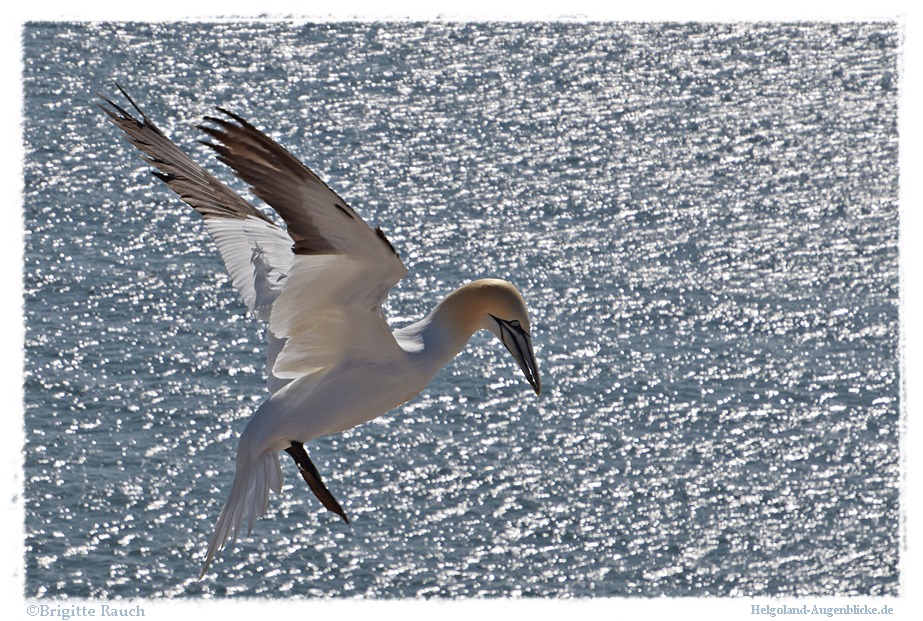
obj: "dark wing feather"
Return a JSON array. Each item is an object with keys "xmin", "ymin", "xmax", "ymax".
[
  {"xmin": 197, "ymin": 108, "xmax": 403, "ymax": 264},
  {"xmin": 98, "ymin": 84, "xmax": 273, "ymax": 225}
]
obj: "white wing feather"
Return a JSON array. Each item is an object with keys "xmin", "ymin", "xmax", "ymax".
[{"xmin": 203, "ymin": 215, "xmax": 293, "ymax": 321}]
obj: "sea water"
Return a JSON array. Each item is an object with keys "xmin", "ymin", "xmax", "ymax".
[{"xmin": 20, "ymin": 21, "xmax": 899, "ymax": 597}]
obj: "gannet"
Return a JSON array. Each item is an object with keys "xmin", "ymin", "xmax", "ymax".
[{"xmin": 100, "ymin": 86, "xmax": 541, "ymax": 576}]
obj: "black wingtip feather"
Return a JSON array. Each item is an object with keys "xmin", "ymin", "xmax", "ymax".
[
  {"xmin": 113, "ymin": 82, "xmax": 148, "ymax": 120},
  {"xmin": 215, "ymin": 106, "xmax": 253, "ymax": 128},
  {"xmin": 97, "ymin": 97, "xmax": 134, "ymax": 124},
  {"xmin": 196, "ymin": 122, "xmax": 230, "ymax": 143},
  {"xmin": 199, "ymin": 116, "xmax": 236, "ymax": 131}
]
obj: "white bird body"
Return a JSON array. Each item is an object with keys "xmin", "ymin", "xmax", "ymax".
[
  {"xmin": 239, "ymin": 276, "xmax": 533, "ymax": 454},
  {"xmin": 100, "ymin": 87, "xmax": 540, "ymax": 577},
  {"xmin": 246, "ymin": 353, "xmax": 429, "ymax": 452}
]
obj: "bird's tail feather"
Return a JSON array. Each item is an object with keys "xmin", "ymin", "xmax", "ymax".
[{"xmin": 199, "ymin": 449, "xmax": 283, "ymax": 578}]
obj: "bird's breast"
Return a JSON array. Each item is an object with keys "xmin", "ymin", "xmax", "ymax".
[{"xmin": 251, "ymin": 357, "xmax": 432, "ymax": 448}]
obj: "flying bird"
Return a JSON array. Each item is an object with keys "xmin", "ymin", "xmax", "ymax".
[{"xmin": 99, "ymin": 86, "xmax": 541, "ymax": 576}]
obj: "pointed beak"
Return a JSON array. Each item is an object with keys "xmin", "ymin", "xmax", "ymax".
[{"xmin": 495, "ymin": 318, "xmax": 541, "ymax": 395}]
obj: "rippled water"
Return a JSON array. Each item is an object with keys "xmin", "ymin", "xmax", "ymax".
[{"xmin": 21, "ymin": 21, "xmax": 900, "ymax": 598}]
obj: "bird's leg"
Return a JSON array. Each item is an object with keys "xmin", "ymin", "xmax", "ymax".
[{"xmin": 283, "ymin": 441, "xmax": 350, "ymax": 524}]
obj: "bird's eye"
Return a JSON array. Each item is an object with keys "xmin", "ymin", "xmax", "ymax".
[{"xmin": 509, "ymin": 320, "xmax": 520, "ymax": 328}]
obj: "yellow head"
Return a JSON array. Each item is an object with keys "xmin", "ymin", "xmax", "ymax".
[{"xmin": 439, "ymin": 279, "xmax": 541, "ymax": 395}]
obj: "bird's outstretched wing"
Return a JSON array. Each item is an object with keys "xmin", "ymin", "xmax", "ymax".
[
  {"xmin": 99, "ymin": 85, "xmax": 293, "ymax": 324},
  {"xmin": 100, "ymin": 87, "xmax": 409, "ymax": 388},
  {"xmin": 195, "ymin": 107, "xmax": 409, "ymax": 378}
]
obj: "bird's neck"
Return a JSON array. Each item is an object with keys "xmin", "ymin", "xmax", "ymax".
[{"xmin": 397, "ymin": 281, "xmax": 494, "ymax": 370}]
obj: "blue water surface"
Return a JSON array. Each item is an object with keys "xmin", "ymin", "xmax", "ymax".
[{"xmin": 21, "ymin": 21, "xmax": 899, "ymax": 597}]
